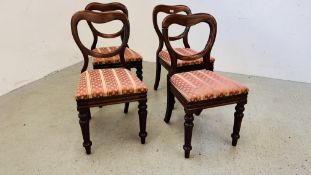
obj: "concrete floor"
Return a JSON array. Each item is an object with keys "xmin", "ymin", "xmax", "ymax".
[{"xmin": 0, "ymin": 61, "xmax": 310, "ymax": 174}]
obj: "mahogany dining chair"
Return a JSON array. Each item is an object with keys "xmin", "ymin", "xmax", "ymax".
[
  {"xmin": 71, "ymin": 10, "xmax": 148, "ymax": 154},
  {"xmin": 161, "ymin": 12, "xmax": 249, "ymax": 158},
  {"xmin": 153, "ymin": 5, "xmax": 216, "ymax": 90}
]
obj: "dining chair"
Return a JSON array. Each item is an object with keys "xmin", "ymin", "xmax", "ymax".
[
  {"xmin": 161, "ymin": 13, "xmax": 249, "ymax": 158},
  {"xmin": 153, "ymin": 4, "xmax": 216, "ymax": 90},
  {"xmin": 85, "ymin": 2, "xmax": 143, "ymax": 113},
  {"xmin": 71, "ymin": 10, "xmax": 148, "ymax": 154}
]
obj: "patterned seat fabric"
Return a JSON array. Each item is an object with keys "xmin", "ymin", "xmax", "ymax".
[
  {"xmin": 170, "ymin": 70, "xmax": 248, "ymax": 102},
  {"xmin": 76, "ymin": 68, "xmax": 147, "ymax": 100},
  {"xmin": 92, "ymin": 46, "xmax": 142, "ymax": 65},
  {"xmin": 159, "ymin": 48, "xmax": 215, "ymax": 67}
]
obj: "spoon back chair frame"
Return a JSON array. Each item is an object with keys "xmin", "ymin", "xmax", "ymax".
[
  {"xmin": 162, "ymin": 13, "xmax": 248, "ymax": 158},
  {"xmin": 71, "ymin": 10, "xmax": 148, "ymax": 154}
]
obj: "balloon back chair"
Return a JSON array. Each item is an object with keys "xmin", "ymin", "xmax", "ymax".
[
  {"xmin": 153, "ymin": 5, "xmax": 216, "ymax": 90},
  {"xmin": 85, "ymin": 2, "xmax": 144, "ymax": 113},
  {"xmin": 161, "ymin": 13, "xmax": 249, "ymax": 158},
  {"xmin": 71, "ymin": 10, "xmax": 148, "ymax": 154}
]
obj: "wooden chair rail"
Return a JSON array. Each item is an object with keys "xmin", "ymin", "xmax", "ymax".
[{"xmin": 76, "ymin": 93, "xmax": 147, "ymax": 109}]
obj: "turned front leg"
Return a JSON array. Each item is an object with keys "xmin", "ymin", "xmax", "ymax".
[
  {"xmin": 138, "ymin": 99, "xmax": 148, "ymax": 144},
  {"xmin": 183, "ymin": 111, "xmax": 194, "ymax": 158},
  {"xmin": 231, "ymin": 103, "xmax": 246, "ymax": 146},
  {"xmin": 78, "ymin": 108, "xmax": 92, "ymax": 154}
]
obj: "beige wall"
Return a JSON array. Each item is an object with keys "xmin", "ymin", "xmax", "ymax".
[{"xmin": 0, "ymin": 0, "xmax": 311, "ymax": 96}]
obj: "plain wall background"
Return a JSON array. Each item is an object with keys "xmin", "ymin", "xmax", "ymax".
[{"xmin": 0, "ymin": 0, "xmax": 310, "ymax": 96}]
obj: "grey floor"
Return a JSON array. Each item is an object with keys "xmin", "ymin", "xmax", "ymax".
[{"xmin": 0, "ymin": 62, "xmax": 310, "ymax": 175}]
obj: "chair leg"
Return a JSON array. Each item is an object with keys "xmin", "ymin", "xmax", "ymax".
[
  {"xmin": 136, "ymin": 63, "xmax": 143, "ymax": 81},
  {"xmin": 164, "ymin": 79, "xmax": 175, "ymax": 123},
  {"xmin": 154, "ymin": 58, "xmax": 161, "ymax": 90},
  {"xmin": 78, "ymin": 108, "xmax": 92, "ymax": 154},
  {"xmin": 138, "ymin": 99, "xmax": 148, "ymax": 144},
  {"xmin": 231, "ymin": 103, "xmax": 246, "ymax": 146},
  {"xmin": 183, "ymin": 111, "xmax": 194, "ymax": 158},
  {"xmin": 124, "ymin": 103, "xmax": 129, "ymax": 114}
]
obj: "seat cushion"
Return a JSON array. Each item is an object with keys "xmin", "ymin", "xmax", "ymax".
[
  {"xmin": 170, "ymin": 70, "xmax": 248, "ymax": 102},
  {"xmin": 159, "ymin": 48, "xmax": 215, "ymax": 67},
  {"xmin": 92, "ymin": 46, "xmax": 142, "ymax": 65},
  {"xmin": 76, "ymin": 68, "xmax": 147, "ymax": 100}
]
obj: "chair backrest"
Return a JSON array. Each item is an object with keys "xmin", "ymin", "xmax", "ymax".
[
  {"xmin": 85, "ymin": 2, "xmax": 129, "ymax": 50},
  {"xmin": 153, "ymin": 5, "xmax": 192, "ymax": 54},
  {"xmin": 71, "ymin": 10, "xmax": 130, "ymax": 73},
  {"xmin": 162, "ymin": 13, "xmax": 217, "ymax": 75}
]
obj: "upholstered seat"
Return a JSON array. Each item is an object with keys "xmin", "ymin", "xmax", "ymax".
[
  {"xmin": 170, "ymin": 70, "xmax": 249, "ymax": 102},
  {"xmin": 92, "ymin": 46, "xmax": 142, "ymax": 65},
  {"xmin": 76, "ymin": 68, "xmax": 148, "ymax": 100},
  {"xmin": 159, "ymin": 48, "xmax": 215, "ymax": 67}
]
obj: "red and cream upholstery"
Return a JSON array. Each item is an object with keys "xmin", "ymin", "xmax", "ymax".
[
  {"xmin": 170, "ymin": 70, "xmax": 249, "ymax": 102},
  {"xmin": 76, "ymin": 68, "xmax": 148, "ymax": 100},
  {"xmin": 92, "ymin": 46, "xmax": 142, "ymax": 65},
  {"xmin": 159, "ymin": 48, "xmax": 215, "ymax": 67}
]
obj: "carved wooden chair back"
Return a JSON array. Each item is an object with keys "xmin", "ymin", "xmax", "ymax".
[
  {"xmin": 161, "ymin": 13, "xmax": 217, "ymax": 76},
  {"xmin": 153, "ymin": 5, "xmax": 192, "ymax": 54},
  {"xmin": 71, "ymin": 10, "xmax": 130, "ymax": 73},
  {"xmin": 85, "ymin": 2, "xmax": 129, "ymax": 50}
]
